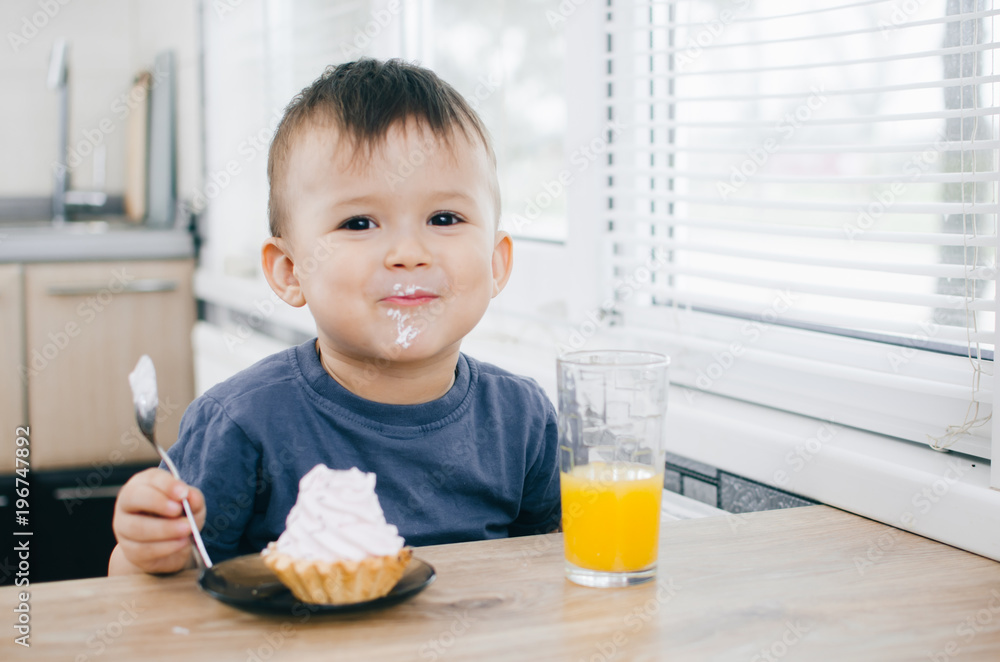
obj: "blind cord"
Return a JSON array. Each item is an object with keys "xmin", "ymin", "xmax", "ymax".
[{"xmin": 930, "ymin": 1, "xmax": 994, "ymax": 450}]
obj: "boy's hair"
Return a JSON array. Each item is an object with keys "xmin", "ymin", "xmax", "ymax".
[{"xmin": 267, "ymin": 58, "xmax": 499, "ymax": 237}]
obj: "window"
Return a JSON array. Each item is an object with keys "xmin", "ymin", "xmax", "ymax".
[
  {"xmin": 603, "ymin": 0, "xmax": 998, "ymax": 463},
  {"xmin": 427, "ymin": 0, "xmax": 569, "ymax": 241},
  {"xmin": 199, "ymin": 0, "xmax": 374, "ymax": 277}
]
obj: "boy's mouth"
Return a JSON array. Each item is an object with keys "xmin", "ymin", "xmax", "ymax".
[
  {"xmin": 380, "ymin": 285, "xmax": 439, "ymax": 307},
  {"xmin": 382, "ymin": 294, "xmax": 437, "ymax": 307}
]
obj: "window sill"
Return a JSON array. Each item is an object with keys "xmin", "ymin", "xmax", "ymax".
[
  {"xmin": 669, "ymin": 389, "xmax": 999, "ymax": 563},
  {"xmin": 464, "ymin": 313, "xmax": 1000, "ymax": 562},
  {"xmin": 193, "ymin": 269, "xmax": 316, "ymax": 337}
]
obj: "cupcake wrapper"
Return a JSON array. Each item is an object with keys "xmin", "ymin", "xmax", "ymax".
[{"xmin": 262, "ymin": 544, "xmax": 413, "ymax": 605}]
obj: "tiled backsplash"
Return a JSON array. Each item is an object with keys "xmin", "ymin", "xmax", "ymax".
[{"xmin": 664, "ymin": 451, "xmax": 817, "ymax": 513}]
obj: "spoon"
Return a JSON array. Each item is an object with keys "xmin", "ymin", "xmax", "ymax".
[{"xmin": 129, "ymin": 355, "xmax": 213, "ymax": 569}]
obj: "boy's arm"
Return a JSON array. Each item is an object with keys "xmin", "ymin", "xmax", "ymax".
[
  {"xmin": 510, "ymin": 399, "xmax": 562, "ymax": 537},
  {"xmin": 108, "ymin": 544, "xmax": 144, "ymax": 575},
  {"xmin": 109, "ymin": 467, "xmax": 206, "ymax": 576},
  {"xmin": 110, "ymin": 388, "xmax": 264, "ymax": 575},
  {"xmin": 164, "ymin": 394, "xmax": 265, "ymax": 562}
]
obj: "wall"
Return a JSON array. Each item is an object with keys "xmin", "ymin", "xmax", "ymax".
[{"xmin": 1, "ymin": 0, "xmax": 201, "ymax": 203}]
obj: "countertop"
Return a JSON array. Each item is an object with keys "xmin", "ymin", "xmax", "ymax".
[
  {"xmin": 3, "ymin": 505, "xmax": 999, "ymax": 660},
  {"xmin": 0, "ymin": 220, "xmax": 194, "ymax": 263}
]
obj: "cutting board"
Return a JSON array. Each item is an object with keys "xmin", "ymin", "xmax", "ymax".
[{"xmin": 124, "ymin": 70, "xmax": 151, "ymax": 223}]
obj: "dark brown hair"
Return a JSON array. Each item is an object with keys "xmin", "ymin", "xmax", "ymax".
[{"xmin": 267, "ymin": 58, "xmax": 498, "ymax": 237}]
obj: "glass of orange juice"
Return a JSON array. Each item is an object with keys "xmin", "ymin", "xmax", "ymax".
[{"xmin": 557, "ymin": 350, "xmax": 669, "ymax": 588}]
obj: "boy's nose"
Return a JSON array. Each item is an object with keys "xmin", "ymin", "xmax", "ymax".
[{"xmin": 384, "ymin": 229, "xmax": 431, "ymax": 269}]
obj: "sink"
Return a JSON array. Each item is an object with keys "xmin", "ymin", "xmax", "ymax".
[{"xmin": 0, "ymin": 217, "xmax": 195, "ymax": 263}]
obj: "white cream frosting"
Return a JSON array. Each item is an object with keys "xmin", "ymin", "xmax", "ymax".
[
  {"xmin": 128, "ymin": 355, "xmax": 158, "ymax": 411},
  {"xmin": 267, "ymin": 465, "xmax": 405, "ymax": 562}
]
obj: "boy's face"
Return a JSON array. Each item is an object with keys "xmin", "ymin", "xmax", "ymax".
[{"xmin": 264, "ymin": 120, "xmax": 511, "ymax": 371}]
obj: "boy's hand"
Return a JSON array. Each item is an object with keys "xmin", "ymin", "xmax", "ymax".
[{"xmin": 111, "ymin": 468, "xmax": 207, "ymax": 575}]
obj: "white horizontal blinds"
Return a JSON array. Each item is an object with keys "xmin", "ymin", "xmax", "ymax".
[
  {"xmin": 607, "ymin": 0, "xmax": 998, "ymax": 352},
  {"xmin": 605, "ymin": 0, "xmax": 998, "ymax": 453}
]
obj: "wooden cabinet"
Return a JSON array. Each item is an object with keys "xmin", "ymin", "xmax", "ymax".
[
  {"xmin": 23, "ymin": 259, "xmax": 195, "ymax": 470},
  {"xmin": 0, "ymin": 264, "xmax": 25, "ymax": 473}
]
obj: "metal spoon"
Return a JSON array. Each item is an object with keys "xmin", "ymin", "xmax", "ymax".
[{"xmin": 129, "ymin": 355, "xmax": 213, "ymax": 569}]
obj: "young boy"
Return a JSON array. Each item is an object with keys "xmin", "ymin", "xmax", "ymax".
[{"xmin": 109, "ymin": 59, "xmax": 561, "ymax": 575}]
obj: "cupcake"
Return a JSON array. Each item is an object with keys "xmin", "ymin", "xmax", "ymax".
[{"xmin": 262, "ymin": 465, "xmax": 412, "ymax": 604}]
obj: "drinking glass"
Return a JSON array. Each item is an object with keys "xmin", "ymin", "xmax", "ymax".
[{"xmin": 557, "ymin": 350, "xmax": 669, "ymax": 588}]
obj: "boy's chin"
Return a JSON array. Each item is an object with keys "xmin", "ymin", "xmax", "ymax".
[
  {"xmin": 318, "ymin": 330, "xmax": 466, "ymax": 366},
  {"xmin": 371, "ymin": 334, "xmax": 468, "ymax": 364},
  {"xmin": 373, "ymin": 342, "xmax": 452, "ymax": 364}
]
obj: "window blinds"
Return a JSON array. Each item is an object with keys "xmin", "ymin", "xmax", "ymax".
[{"xmin": 604, "ymin": 0, "xmax": 998, "ymax": 456}]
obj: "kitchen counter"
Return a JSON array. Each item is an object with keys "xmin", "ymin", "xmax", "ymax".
[
  {"xmin": 0, "ymin": 220, "xmax": 193, "ymax": 263},
  {"xmin": 4, "ymin": 505, "xmax": 999, "ymax": 660}
]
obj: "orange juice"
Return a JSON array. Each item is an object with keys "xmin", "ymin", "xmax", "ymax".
[{"xmin": 560, "ymin": 462, "xmax": 663, "ymax": 573}]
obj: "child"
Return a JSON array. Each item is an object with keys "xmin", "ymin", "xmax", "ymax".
[{"xmin": 109, "ymin": 59, "xmax": 561, "ymax": 575}]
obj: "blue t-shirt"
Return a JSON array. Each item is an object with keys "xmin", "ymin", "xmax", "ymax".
[{"xmin": 166, "ymin": 340, "xmax": 561, "ymax": 562}]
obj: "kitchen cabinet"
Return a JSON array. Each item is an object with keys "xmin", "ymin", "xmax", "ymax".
[
  {"xmin": 31, "ymin": 462, "xmax": 156, "ymax": 582},
  {"xmin": 0, "ymin": 264, "xmax": 25, "ymax": 473},
  {"xmin": 23, "ymin": 259, "xmax": 195, "ymax": 470}
]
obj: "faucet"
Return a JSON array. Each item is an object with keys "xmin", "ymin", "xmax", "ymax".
[{"xmin": 48, "ymin": 39, "xmax": 107, "ymax": 224}]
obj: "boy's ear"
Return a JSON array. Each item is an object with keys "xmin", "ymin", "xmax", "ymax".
[
  {"xmin": 262, "ymin": 237, "xmax": 307, "ymax": 307},
  {"xmin": 491, "ymin": 231, "xmax": 514, "ymax": 297}
]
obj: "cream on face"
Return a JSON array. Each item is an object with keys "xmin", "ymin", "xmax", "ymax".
[
  {"xmin": 386, "ymin": 283, "xmax": 427, "ymax": 348},
  {"xmin": 387, "ymin": 308, "xmax": 420, "ymax": 348}
]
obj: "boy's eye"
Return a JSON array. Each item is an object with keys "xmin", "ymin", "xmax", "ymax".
[
  {"xmin": 340, "ymin": 216, "xmax": 374, "ymax": 231},
  {"xmin": 429, "ymin": 212, "xmax": 462, "ymax": 227}
]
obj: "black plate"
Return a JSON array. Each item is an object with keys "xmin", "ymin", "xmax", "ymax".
[{"xmin": 198, "ymin": 553, "xmax": 435, "ymax": 615}]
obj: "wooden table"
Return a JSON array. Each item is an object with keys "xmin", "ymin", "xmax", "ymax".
[{"xmin": 4, "ymin": 505, "xmax": 1000, "ymax": 661}]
